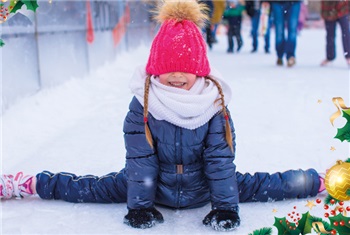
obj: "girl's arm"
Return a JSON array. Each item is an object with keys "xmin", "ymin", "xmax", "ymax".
[
  {"xmin": 123, "ymin": 97, "xmax": 159, "ymax": 210},
  {"xmin": 203, "ymin": 109, "xmax": 239, "ymax": 211}
]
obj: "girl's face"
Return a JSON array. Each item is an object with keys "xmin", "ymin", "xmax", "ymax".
[{"xmin": 158, "ymin": 72, "xmax": 197, "ymax": 90}]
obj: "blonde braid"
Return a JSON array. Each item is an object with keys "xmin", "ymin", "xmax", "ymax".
[
  {"xmin": 206, "ymin": 76, "xmax": 234, "ymax": 152},
  {"xmin": 143, "ymin": 75, "xmax": 153, "ymax": 148}
]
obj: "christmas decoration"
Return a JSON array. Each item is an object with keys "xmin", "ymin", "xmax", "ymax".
[
  {"xmin": 330, "ymin": 97, "xmax": 350, "ymax": 142},
  {"xmin": 249, "ymin": 198, "xmax": 350, "ymax": 235},
  {"xmin": 325, "ymin": 160, "xmax": 350, "ymax": 201},
  {"xmin": 334, "ymin": 110, "xmax": 350, "ymax": 142},
  {"xmin": 305, "ymin": 200, "xmax": 316, "ymax": 210},
  {"xmin": 248, "ymin": 227, "xmax": 272, "ymax": 235},
  {"xmin": 8, "ymin": 0, "xmax": 38, "ymax": 14},
  {"xmin": 248, "ymin": 98, "xmax": 350, "ymax": 235},
  {"xmin": 273, "ymin": 211, "xmax": 312, "ymax": 235},
  {"xmin": 0, "ymin": 0, "xmax": 38, "ymax": 46}
]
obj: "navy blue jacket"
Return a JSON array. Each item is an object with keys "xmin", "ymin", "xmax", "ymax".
[{"xmin": 124, "ymin": 97, "xmax": 239, "ymax": 210}]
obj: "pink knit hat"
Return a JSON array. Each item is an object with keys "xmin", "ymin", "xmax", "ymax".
[{"xmin": 145, "ymin": 1, "xmax": 210, "ymax": 76}]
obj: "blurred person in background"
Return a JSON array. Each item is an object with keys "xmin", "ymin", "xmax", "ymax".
[
  {"xmin": 320, "ymin": 0, "xmax": 350, "ymax": 66},
  {"xmin": 271, "ymin": 0, "xmax": 301, "ymax": 67},
  {"xmin": 223, "ymin": 0, "xmax": 245, "ymax": 53},
  {"xmin": 245, "ymin": 0, "xmax": 272, "ymax": 53},
  {"xmin": 199, "ymin": 0, "xmax": 214, "ymax": 49},
  {"xmin": 210, "ymin": 0, "xmax": 226, "ymax": 44},
  {"xmin": 297, "ymin": 0, "xmax": 308, "ymax": 34}
]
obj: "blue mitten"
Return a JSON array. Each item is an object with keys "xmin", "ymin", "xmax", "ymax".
[
  {"xmin": 124, "ymin": 207, "xmax": 164, "ymax": 229},
  {"xmin": 203, "ymin": 209, "xmax": 240, "ymax": 231}
]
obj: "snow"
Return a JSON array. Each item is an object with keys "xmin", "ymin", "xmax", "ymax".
[{"xmin": 1, "ymin": 26, "xmax": 350, "ymax": 235}]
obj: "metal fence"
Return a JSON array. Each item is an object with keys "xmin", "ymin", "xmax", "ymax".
[{"xmin": 1, "ymin": 0, "xmax": 155, "ymax": 112}]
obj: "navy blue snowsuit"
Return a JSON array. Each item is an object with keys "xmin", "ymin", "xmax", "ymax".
[{"xmin": 36, "ymin": 97, "xmax": 320, "ymax": 210}]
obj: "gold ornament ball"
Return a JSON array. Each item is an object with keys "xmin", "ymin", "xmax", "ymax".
[{"xmin": 325, "ymin": 160, "xmax": 350, "ymax": 201}]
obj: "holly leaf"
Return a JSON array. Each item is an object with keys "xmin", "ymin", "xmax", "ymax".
[
  {"xmin": 248, "ymin": 227, "xmax": 273, "ymax": 235},
  {"xmin": 343, "ymin": 109, "xmax": 350, "ymax": 119},
  {"xmin": 9, "ymin": 0, "xmax": 24, "ymax": 14},
  {"xmin": 22, "ymin": 0, "xmax": 38, "ymax": 12},
  {"xmin": 329, "ymin": 214, "xmax": 350, "ymax": 235},
  {"xmin": 334, "ymin": 110, "xmax": 350, "ymax": 142},
  {"xmin": 0, "ymin": 38, "xmax": 4, "ymax": 47},
  {"xmin": 9, "ymin": 0, "xmax": 38, "ymax": 14},
  {"xmin": 324, "ymin": 195, "xmax": 340, "ymax": 205},
  {"xmin": 297, "ymin": 212, "xmax": 313, "ymax": 235},
  {"xmin": 273, "ymin": 217, "xmax": 301, "ymax": 235}
]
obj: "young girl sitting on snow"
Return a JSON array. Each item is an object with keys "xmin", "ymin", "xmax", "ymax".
[{"xmin": 0, "ymin": 0, "xmax": 325, "ymax": 232}]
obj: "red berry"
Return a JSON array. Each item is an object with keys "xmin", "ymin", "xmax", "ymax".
[
  {"xmin": 340, "ymin": 221, "xmax": 345, "ymax": 226},
  {"xmin": 339, "ymin": 207, "xmax": 344, "ymax": 213},
  {"xmin": 293, "ymin": 206, "xmax": 297, "ymax": 209},
  {"xmin": 333, "ymin": 221, "xmax": 339, "ymax": 226},
  {"xmin": 330, "ymin": 199, "xmax": 336, "ymax": 204},
  {"xmin": 339, "ymin": 201, "xmax": 344, "ymax": 206},
  {"xmin": 331, "ymin": 229, "xmax": 337, "ymax": 235},
  {"xmin": 330, "ymin": 210, "xmax": 336, "ymax": 215},
  {"xmin": 316, "ymin": 198, "xmax": 322, "ymax": 204},
  {"xmin": 324, "ymin": 204, "xmax": 329, "ymax": 210},
  {"xmin": 325, "ymin": 213, "xmax": 330, "ymax": 218},
  {"xmin": 346, "ymin": 206, "xmax": 350, "ymax": 211},
  {"xmin": 292, "ymin": 211, "xmax": 295, "ymax": 214}
]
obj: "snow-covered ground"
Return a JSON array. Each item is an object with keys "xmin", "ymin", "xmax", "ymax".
[{"xmin": 1, "ymin": 25, "xmax": 349, "ymax": 235}]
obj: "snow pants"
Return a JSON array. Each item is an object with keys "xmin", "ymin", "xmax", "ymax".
[{"xmin": 36, "ymin": 168, "xmax": 320, "ymax": 206}]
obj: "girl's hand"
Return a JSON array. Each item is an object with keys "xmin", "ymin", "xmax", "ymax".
[
  {"xmin": 124, "ymin": 207, "xmax": 164, "ymax": 229},
  {"xmin": 203, "ymin": 209, "xmax": 240, "ymax": 231}
]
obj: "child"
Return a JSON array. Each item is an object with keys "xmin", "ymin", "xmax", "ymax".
[
  {"xmin": 223, "ymin": 0, "xmax": 245, "ymax": 53},
  {"xmin": 1, "ymin": 1, "xmax": 325, "ymax": 232}
]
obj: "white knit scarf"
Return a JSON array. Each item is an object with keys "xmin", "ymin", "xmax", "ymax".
[{"xmin": 129, "ymin": 65, "xmax": 232, "ymax": 130}]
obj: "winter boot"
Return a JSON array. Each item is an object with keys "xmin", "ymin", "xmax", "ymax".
[
  {"xmin": 0, "ymin": 174, "xmax": 14, "ymax": 199},
  {"xmin": 0, "ymin": 172, "xmax": 34, "ymax": 199}
]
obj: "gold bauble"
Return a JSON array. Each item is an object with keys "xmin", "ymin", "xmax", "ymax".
[{"xmin": 325, "ymin": 160, "xmax": 350, "ymax": 201}]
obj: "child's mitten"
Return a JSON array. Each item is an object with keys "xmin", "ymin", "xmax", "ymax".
[
  {"xmin": 124, "ymin": 207, "xmax": 164, "ymax": 229},
  {"xmin": 203, "ymin": 209, "xmax": 240, "ymax": 231}
]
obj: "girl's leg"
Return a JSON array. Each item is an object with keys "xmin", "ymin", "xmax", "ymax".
[
  {"xmin": 36, "ymin": 169, "xmax": 127, "ymax": 203},
  {"xmin": 236, "ymin": 168, "xmax": 320, "ymax": 203}
]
